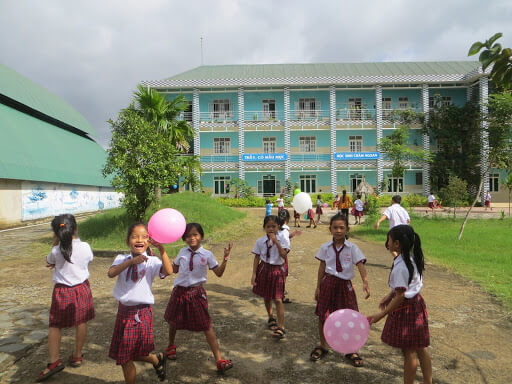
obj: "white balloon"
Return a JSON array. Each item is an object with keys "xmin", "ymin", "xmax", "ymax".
[{"xmin": 292, "ymin": 192, "xmax": 312, "ymax": 214}]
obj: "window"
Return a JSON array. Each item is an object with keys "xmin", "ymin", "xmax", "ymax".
[
  {"xmin": 382, "ymin": 97, "xmax": 392, "ymax": 119},
  {"xmin": 262, "ymin": 99, "xmax": 276, "ymax": 119},
  {"xmin": 296, "ymin": 98, "xmax": 318, "ymax": 118},
  {"xmin": 415, "ymin": 172, "xmax": 423, "ymax": 185},
  {"xmin": 183, "ymin": 101, "xmax": 193, "ymax": 122},
  {"xmin": 299, "ymin": 136, "xmax": 316, "ymax": 152},
  {"xmin": 398, "ymin": 97, "xmax": 409, "ymax": 109},
  {"xmin": 214, "ymin": 176, "xmax": 230, "ymax": 195},
  {"xmin": 349, "ymin": 136, "xmax": 363, "ymax": 152},
  {"xmin": 210, "ymin": 99, "xmax": 232, "ymax": 119},
  {"xmin": 489, "ymin": 173, "xmax": 499, "ymax": 192},
  {"xmin": 300, "ymin": 175, "xmax": 317, "ymax": 193},
  {"xmin": 387, "ymin": 176, "xmax": 404, "ymax": 193},
  {"xmin": 263, "ymin": 137, "xmax": 276, "ymax": 153},
  {"xmin": 348, "ymin": 98, "xmax": 362, "ymax": 120},
  {"xmin": 213, "ymin": 137, "xmax": 231, "ymax": 154},
  {"xmin": 350, "ymin": 173, "xmax": 363, "ymax": 192},
  {"xmin": 429, "ymin": 96, "xmax": 452, "ymax": 108}
]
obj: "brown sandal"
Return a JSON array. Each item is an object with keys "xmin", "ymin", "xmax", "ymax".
[
  {"xmin": 345, "ymin": 353, "xmax": 363, "ymax": 367},
  {"xmin": 68, "ymin": 354, "xmax": 83, "ymax": 368},
  {"xmin": 166, "ymin": 344, "xmax": 177, "ymax": 360},
  {"xmin": 36, "ymin": 359, "xmax": 65, "ymax": 382}
]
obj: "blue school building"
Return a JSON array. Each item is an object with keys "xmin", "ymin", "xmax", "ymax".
[{"xmin": 142, "ymin": 62, "xmax": 503, "ymax": 201}]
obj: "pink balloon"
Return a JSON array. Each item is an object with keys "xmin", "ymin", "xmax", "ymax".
[
  {"xmin": 148, "ymin": 208, "xmax": 186, "ymax": 244},
  {"xmin": 323, "ymin": 203, "xmax": 328, "ymax": 208},
  {"xmin": 323, "ymin": 309, "xmax": 369, "ymax": 354}
]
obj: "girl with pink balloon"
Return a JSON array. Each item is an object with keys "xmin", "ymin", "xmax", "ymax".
[
  {"xmin": 108, "ymin": 222, "xmax": 173, "ymax": 383},
  {"xmin": 310, "ymin": 213, "xmax": 370, "ymax": 366},
  {"xmin": 368, "ymin": 225, "xmax": 432, "ymax": 384},
  {"xmin": 251, "ymin": 215, "xmax": 291, "ymax": 339},
  {"xmin": 163, "ymin": 223, "xmax": 234, "ymax": 373}
]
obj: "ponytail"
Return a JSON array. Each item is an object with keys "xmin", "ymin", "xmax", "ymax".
[
  {"xmin": 388, "ymin": 225, "xmax": 424, "ymax": 284},
  {"xmin": 342, "ymin": 190, "xmax": 347, "ymax": 203},
  {"xmin": 51, "ymin": 214, "xmax": 77, "ymax": 263},
  {"xmin": 277, "ymin": 209, "xmax": 290, "ymax": 228}
]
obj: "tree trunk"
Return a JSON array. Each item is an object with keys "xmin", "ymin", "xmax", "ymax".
[
  {"xmin": 509, "ymin": 192, "xmax": 511, "ymax": 218},
  {"xmin": 457, "ymin": 178, "xmax": 484, "ymax": 240},
  {"xmin": 155, "ymin": 186, "xmax": 161, "ymax": 201}
]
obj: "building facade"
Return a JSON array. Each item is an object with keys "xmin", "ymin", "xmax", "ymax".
[{"xmin": 143, "ymin": 62, "xmax": 507, "ymax": 202}]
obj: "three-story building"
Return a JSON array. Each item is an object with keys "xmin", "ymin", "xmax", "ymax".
[{"xmin": 143, "ymin": 62, "xmax": 502, "ymax": 200}]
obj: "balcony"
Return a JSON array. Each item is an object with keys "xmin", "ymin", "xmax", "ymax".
[
  {"xmin": 199, "ymin": 111, "xmax": 237, "ymax": 123},
  {"xmin": 200, "ymin": 155, "xmax": 238, "ymax": 163},
  {"xmin": 244, "ymin": 110, "xmax": 284, "ymax": 123},
  {"xmin": 290, "ymin": 153, "xmax": 331, "ymax": 161},
  {"xmin": 336, "ymin": 107, "xmax": 376, "ymax": 121},
  {"xmin": 290, "ymin": 109, "xmax": 330, "ymax": 122}
]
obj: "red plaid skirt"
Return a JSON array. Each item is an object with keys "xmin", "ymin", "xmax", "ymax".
[
  {"xmin": 293, "ymin": 210, "xmax": 300, "ymax": 219},
  {"xmin": 381, "ymin": 294, "xmax": 430, "ymax": 349},
  {"xmin": 49, "ymin": 280, "xmax": 95, "ymax": 328},
  {"xmin": 315, "ymin": 274, "xmax": 358, "ymax": 322},
  {"xmin": 252, "ymin": 262, "xmax": 286, "ymax": 300},
  {"xmin": 283, "ymin": 259, "xmax": 289, "ymax": 277},
  {"xmin": 164, "ymin": 286, "xmax": 211, "ymax": 331},
  {"xmin": 316, "ymin": 206, "xmax": 323, "ymax": 215},
  {"xmin": 109, "ymin": 303, "xmax": 154, "ymax": 365}
]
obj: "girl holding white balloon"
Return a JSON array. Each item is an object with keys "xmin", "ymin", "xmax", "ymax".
[
  {"xmin": 163, "ymin": 223, "xmax": 234, "ymax": 373},
  {"xmin": 368, "ymin": 225, "xmax": 432, "ymax": 384},
  {"xmin": 251, "ymin": 215, "xmax": 291, "ymax": 339},
  {"xmin": 310, "ymin": 213, "xmax": 370, "ymax": 366}
]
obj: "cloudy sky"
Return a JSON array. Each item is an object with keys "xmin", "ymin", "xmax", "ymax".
[{"xmin": 1, "ymin": 0, "xmax": 511, "ymax": 147}]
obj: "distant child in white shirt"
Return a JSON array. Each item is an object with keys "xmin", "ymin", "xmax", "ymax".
[
  {"xmin": 164, "ymin": 223, "xmax": 233, "ymax": 373},
  {"xmin": 276, "ymin": 193, "xmax": 285, "ymax": 212},
  {"xmin": 353, "ymin": 194, "xmax": 365, "ymax": 225},
  {"xmin": 108, "ymin": 222, "xmax": 173, "ymax": 383},
  {"xmin": 37, "ymin": 214, "xmax": 95, "ymax": 382}
]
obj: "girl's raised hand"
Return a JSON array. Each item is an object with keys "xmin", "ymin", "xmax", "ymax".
[
  {"xmin": 132, "ymin": 254, "xmax": 147, "ymax": 264},
  {"xmin": 148, "ymin": 237, "xmax": 164, "ymax": 251},
  {"xmin": 46, "ymin": 262, "xmax": 55, "ymax": 270},
  {"xmin": 223, "ymin": 243, "xmax": 233, "ymax": 260},
  {"xmin": 267, "ymin": 232, "xmax": 277, "ymax": 243}
]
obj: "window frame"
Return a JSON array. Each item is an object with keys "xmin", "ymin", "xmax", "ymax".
[
  {"xmin": 213, "ymin": 137, "xmax": 231, "ymax": 154},
  {"xmin": 489, "ymin": 173, "xmax": 499, "ymax": 192},
  {"xmin": 398, "ymin": 97, "xmax": 409, "ymax": 110},
  {"xmin": 349, "ymin": 135, "xmax": 363, "ymax": 152},
  {"xmin": 299, "ymin": 174, "xmax": 317, "ymax": 193},
  {"xmin": 213, "ymin": 176, "xmax": 231, "ymax": 195},
  {"xmin": 387, "ymin": 175, "xmax": 404, "ymax": 193},
  {"xmin": 299, "ymin": 136, "xmax": 317, "ymax": 153},
  {"xmin": 262, "ymin": 137, "xmax": 277, "ymax": 154}
]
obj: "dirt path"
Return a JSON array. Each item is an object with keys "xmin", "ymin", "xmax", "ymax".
[{"xmin": 1, "ymin": 208, "xmax": 511, "ymax": 383}]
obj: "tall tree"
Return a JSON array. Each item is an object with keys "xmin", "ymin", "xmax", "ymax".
[
  {"xmin": 469, "ymin": 33, "xmax": 512, "ymax": 91},
  {"xmin": 179, "ymin": 155, "xmax": 202, "ymax": 192},
  {"xmin": 103, "ymin": 108, "xmax": 180, "ymax": 220}
]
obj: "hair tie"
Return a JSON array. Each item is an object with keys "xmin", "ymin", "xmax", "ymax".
[{"xmin": 59, "ymin": 223, "xmax": 65, "ymax": 227}]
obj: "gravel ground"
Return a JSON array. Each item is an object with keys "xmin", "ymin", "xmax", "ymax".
[{"xmin": 0, "ymin": 208, "xmax": 511, "ymax": 383}]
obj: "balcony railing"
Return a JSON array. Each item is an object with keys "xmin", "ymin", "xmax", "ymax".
[
  {"xmin": 244, "ymin": 110, "xmax": 284, "ymax": 122},
  {"xmin": 199, "ymin": 111, "xmax": 237, "ymax": 122},
  {"xmin": 335, "ymin": 108, "xmax": 376, "ymax": 120},
  {"xmin": 290, "ymin": 109, "xmax": 330, "ymax": 121},
  {"xmin": 290, "ymin": 153, "xmax": 331, "ymax": 161},
  {"xmin": 200, "ymin": 155, "xmax": 238, "ymax": 163}
]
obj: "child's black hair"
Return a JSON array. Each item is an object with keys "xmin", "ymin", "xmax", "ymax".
[
  {"xmin": 277, "ymin": 209, "xmax": 290, "ymax": 227},
  {"xmin": 387, "ymin": 224, "xmax": 425, "ymax": 285},
  {"xmin": 329, "ymin": 213, "xmax": 350, "ymax": 239},
  {"xmin": 51, "ymin": 214, "xmax": 77, "ymax": 263},
  {"xmin": 265, "ymin": 199, "xmax": 271, "ymax": 204},
  {"xmin": 317, "ymin": 195, "xmax": 321, "ymax": 199},
  {"xmin": 392, "ymin": 195, "xmax": 402, "ymax": 204},
  {"xmin": 263, "ymin": 215, "xmax": 280, "ymax": 228},
  {"xmin": 342, "ymin": 189, "xmax": 347, "ymax": 203},
  {"xmin": 182, "ymin": 223, "xmax": 204, "ymax": 241},
  {"xmin": 126, "ymin": 222, "xmax": 147, "ymax": 243}
]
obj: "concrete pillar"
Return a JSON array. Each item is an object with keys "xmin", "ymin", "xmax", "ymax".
[
  {"xmin": 421, "ymin": 84, "xmax": 430, "ymax": 195},
  {"xmin": 375, "ymin": 85, "xmax": 383, "ymax": 194},
  {"xmin": 479, "ymin": 77, "xmax": 490, "ymax": 201},
  {"xmin": 238, "ymin": 87, "xmax": 245, "ymax": 180},
  {"xmin": 329, "ymin": 85, "xmax": 337, "ymax": 195},
  {"xmin": 284, "ymin": 87, "xmax": 291, "ymax": 191}
]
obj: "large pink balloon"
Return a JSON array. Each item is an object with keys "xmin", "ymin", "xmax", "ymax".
[
  {"xmin": 148, "ymin": 208, "xmax": 186, "ymax": 244},
  {"xmin": 323, "ymin": 309, "xmax": 369, "ymax": 354}
]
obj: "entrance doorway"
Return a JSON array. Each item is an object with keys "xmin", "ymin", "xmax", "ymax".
[
  {"xmin": 350, "ymin": 173, "xmax": 363, "ymax": 192},
  {"xmin": 258, "ymin": 175, "xmax": 280, "ymax": 197}
]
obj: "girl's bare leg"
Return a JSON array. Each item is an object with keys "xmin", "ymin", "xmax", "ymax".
[
  {"xmin": 417, "ymin": 348, "xmax": 433, "ymax": 384},
  {"xmin": 403, "ymin": 349, "xmax": 418, "ymax": 384}
]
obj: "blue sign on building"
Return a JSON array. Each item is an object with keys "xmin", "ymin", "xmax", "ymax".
[
  {"xmin": 334, "ymin": 152, "xmax": 380, "ymax": 160},
  {"xmin": 242, "ymin": 153, "xmax": 287, "ymax": 162}
]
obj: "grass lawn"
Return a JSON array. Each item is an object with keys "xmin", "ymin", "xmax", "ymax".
[
  {"xmin": 77, "ymin": 192, "xmax": 246, "ymax": 256},
  {"xmin": 352, "ymin": 216, "xmax": 512, "ymax": 309}
]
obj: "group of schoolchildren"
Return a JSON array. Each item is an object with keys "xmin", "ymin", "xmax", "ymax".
[{"xmin": 38, "ymin": 209, "xmax": 432, "ymax": 384}]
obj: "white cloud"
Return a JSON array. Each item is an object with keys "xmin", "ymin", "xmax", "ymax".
[{"xmin": 0, "ymin": 0, "xmax": 511, "ymax": 146}]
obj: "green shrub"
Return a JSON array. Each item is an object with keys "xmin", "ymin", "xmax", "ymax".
[
  {"xmin": 403, "ymin": 194, "xmax": 428, "ymax": 207},
  {"xmin": 377, "ymin": 194, "xmax": 392, "ymax": 207}
]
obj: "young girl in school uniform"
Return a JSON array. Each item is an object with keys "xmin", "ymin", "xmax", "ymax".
[
  {"xmin": 164, "ymin": 223, "xmax": 233, "ymax": 373},
  {"xmin": 316, "ymin": 195, "xmax": 323, "ymax": 223},
  {"xmin": 368, "ymin": 225, "xmax": 432, "ymax": 384},
  {"xmin": 108, "ymin": 222, "xmax": 173, "ymax": 383},
  {"xmin": 352, "ymin": 194, "xmax": 364, "ymax": 225},
  {"xmin": 277, "ymin": 209, "xmax": 301, "ymax": 304},
  {"xmin": 310, "ymin": 213, "xmax": 370, "ymax": 367},
  {"xmin": 37, "ymin": 214, "xmax": 95, "ymax": 382},
  {"xmin": 252, "ymin": 215, "xmax": 290, "ymax": 339}
]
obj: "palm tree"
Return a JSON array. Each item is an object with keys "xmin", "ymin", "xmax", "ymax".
[
  {"xmin": 132, "ymin": 85, "xmax": 194, "ymax": 152},
  {"xmin": 179, "ymin": 155, "xmax": 202, "ymax": 191}
]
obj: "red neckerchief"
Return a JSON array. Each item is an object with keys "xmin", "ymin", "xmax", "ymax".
[
  {"xmin": 188, "ymin": 248, "xmax": 198, "ymax": 271},
  {"xmin": 332, "ymin": 241, "xmax": 345, "ymax": 272},
  {"xmin": 126, "ymin": 255, "xmax": 138, "ymax": 282},
  {"xmin": 265, "ymin": 237, "xmax": 273, "ymax": 262}
]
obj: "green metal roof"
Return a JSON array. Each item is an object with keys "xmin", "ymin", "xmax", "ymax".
[
  {"xmin": 0, "ymin": 62, "xmax": 96, "ymax": 136},
  {"xmin": 166, "ymin": 61, "xmax": 481, "ymax": 81},
  {"xmin": 0, "ymin": 103, "xmax": 110, "ymax": 187}
]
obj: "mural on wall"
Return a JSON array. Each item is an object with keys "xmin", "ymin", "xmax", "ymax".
[{"xmin": 22, "ymin": 181, "xmax": 123, "ymax": 221}]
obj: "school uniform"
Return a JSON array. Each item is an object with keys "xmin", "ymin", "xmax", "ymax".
[
  {"xmin": 277, "ymin": 198, "xmax": 285, "ymax": 212},
  {"xmin": 383, "ymin": 204, "xmax": 410, "ymax": 229},
  {"xmin": 47, "ymin": 239, "xmax": 95, "ymax": 328},
  {"xmin": 428, "ymin": 194, "xmax": 435, "ymax": 209},
  {"xmin": 485, "ymin": 193, "xmax": 491, "ymax": 207},
  {"xmin": 164, "ymin": 246, "xmax": 218, "ymax": 331},
  {"xmin": 109, "ymin": 253, "xmax": 164, "ymax": 365},
  {"xmin": 381, "ymin": 254, "xmax": 430, "ymax": 349},
  {"xmin": 316, "ymin": 200, "xmax": 323, "ymax": 215},
  {"xmin": 353, "ymin": 199, "xmax": 364, "ymax": 217},
  {"xmin": 315, "ymin": 239, "xmax": 366, "ymax": 322},
  {"xmin": 293, "ymin": 210, "xmax": 300, "ymax": 219},
  {"xmin": 278, "ymin": 225, "xmax": 291, "ymax": 277},
  {"xmin": 252, "ymin": 234, "xmax": 290, "ymax": 300}
]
